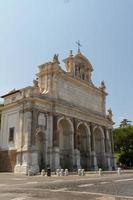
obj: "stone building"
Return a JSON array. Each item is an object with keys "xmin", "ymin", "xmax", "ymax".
[{"xmin": 0, "ymin": 50, "xmax": 116, "ymax": 174}]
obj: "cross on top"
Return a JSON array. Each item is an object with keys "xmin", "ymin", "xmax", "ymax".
[{"xmin": 76, "ymin": 40, "xmax": 82, "ymax": 53}]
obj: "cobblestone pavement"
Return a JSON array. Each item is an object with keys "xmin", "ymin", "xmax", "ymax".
[{"xmin": 0, "ymin": 173, "xmax": 133, "ymax": 200}]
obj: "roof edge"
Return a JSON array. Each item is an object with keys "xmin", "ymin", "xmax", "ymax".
[{"xmin": 1, "ymin": 90, "xmax": 20, "ymax": 98}]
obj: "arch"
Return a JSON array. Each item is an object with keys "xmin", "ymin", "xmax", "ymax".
[
  {"xmin": 93, "ymin": 126, "xmax": 105, "ymax": 168},
  {"xmin": 36, "ymin": 129, "xmax": 45, "ymax": 141},
  {"xmin": 93, "ymin": 125, "xmax": 104, "ymax": 139},
  {"xmin": 57, "ymin": 117, "xmax": 74, "ymax": 132},
  {"xmin": 57, "ymin": 117, "xmax": 74, "ymax": 169},
  {"xmin": 77, "ymin": 123, "xmax": 90, "ymax": 169},
  {"xmin": 35, "ymin": 131, "xmax": 45, "ymax": 172},
  {"xmin": 77, "ymin": 122, "xmax": 91, "ymax": 136}
]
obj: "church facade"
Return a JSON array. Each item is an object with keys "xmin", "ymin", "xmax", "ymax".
[{"xmin": 0, "ymin": 50, "xmax": 116, "ymax": 174}]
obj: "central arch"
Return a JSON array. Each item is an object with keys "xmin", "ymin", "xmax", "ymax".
[
  {"xmin": 58, "ymin": 118, "xmax": 74, "ymax": 169},
  {"xmin": 77, "ymin": 123, "xmax": 90, "ymax": 169}
]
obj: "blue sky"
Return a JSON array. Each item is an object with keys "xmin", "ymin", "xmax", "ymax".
[{"xmin": 0, "ymin": 0, "xmax": 132, "ymax": 127}]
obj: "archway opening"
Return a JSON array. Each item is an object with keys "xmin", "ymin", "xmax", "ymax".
[
  {"xmin": 77, "ymin": 124, "xmax": 89, "ymax": 169},
  {"xmin": 58, "ymin": 118, "xmax": 73, "ymax": 170},
  {"xmin": 94, "ymin": 128, "xmax": 104, "ymax": 168},
  {"xmin": 36, "ymin": 131, "xmax": 45, "ymax": 172}
]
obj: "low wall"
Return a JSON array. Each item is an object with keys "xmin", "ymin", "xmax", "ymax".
[{"xmin": 0, "ymin": 150, "xmax": 16, "ymax": 172}]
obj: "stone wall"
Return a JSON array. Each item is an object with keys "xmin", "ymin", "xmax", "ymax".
[
  {"xmin": 0, "ymin": 106, "xmax": 20, "ymax": 149},
  {"xmin": 0, "ymin": 150, "xmax": 16, "ymax": 172},
  {"xmin": 56, "ymin": 76, "xmax": 105, "ymax": 114}
]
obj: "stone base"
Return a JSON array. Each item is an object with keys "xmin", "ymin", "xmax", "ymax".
[
  {"xmin": 111, "ymin": 155, "xmax": 117, "ymax": 170},
  {"xmin": 0, "ymin": 150, "xmax": 16, "ymax": 172},
  {"xmin": 14, "ymin": 164, "xmax": 28, "ymax": 174},
  {"xmin": 106, "ymin": 156, "xmax": 112, "ymax": 171},
  {"xmin": 90, "ymin": 152, "xmax": 98, "ymax": 170},
  {"xmin": 14, "ymin": 151, "xmax": 39, "ymax": 175},
  {"xmin": 14, "ymin": 163, "xmax": 39, "ymax": 175},
  {"xmin": 52, "ymin": 147, "xmax": 60, "ymax": 171},
  {"xmin": 74, "ymin": 149, "xmax": 81, "ymax": 169}
]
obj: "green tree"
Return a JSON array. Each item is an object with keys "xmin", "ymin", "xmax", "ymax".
[
  {"xmin": 113, "ymin": 123, "xmax": 133, "ymax": 167},
  {"xmin": 120, "ymin": 119, "xmax": 132, "ymax": 128}
]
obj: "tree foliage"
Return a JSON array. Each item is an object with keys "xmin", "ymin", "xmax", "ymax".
[
  {"xmin": 113, "ymin": 121, "xmax": 133, "ymax": 167},
  {"xmin": 120, "ymin": 119, "xmax": 132, "ymax": 128}
]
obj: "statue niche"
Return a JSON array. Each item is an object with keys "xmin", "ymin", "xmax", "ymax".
[{"xmin": 38, "ymin": 113, "xmax": 47, "ymax": 130}]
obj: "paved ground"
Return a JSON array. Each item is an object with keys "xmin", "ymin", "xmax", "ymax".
[{"xmin": 0, "ymin": 173, "xmax": 133, "ymax": 200}]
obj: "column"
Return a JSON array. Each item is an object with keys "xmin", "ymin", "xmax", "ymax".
[
  {"xmin": 90, "ymin": 123, "xmax": 94, "ymax": 152},
  {"xmin": 90, "ymin": 123, "xmax": 98, "ymax": 170},
  {"xmin": 70, "ymin": 119, "xmax": 75, "ymax": 169},
  {"xmin": 45, "ymin": 113, "xmax": 52, "ymax": 168},
  {"xmin": 99, "ymin": 126, "xmax": 106, "ymax": 169},
  {"xmin": 104, "ymin": 128, "xmax": 112, "ymax": 170},
  {"xmin": 86, "ymin": 124, "xmax": 91, "ymax": 169},
  {"xmin": 14, "ymin": 109, "xmax": 23, "ymax": 173},
  {"xmin": 104, "ymin": 128, "xmax": 107, "ymax": 153},
  {"xmin": 31, "ymin": 108, "xmax": 38, "ymax": 146},
  {"xmin": 23, "ymin": 110, "xmax": 32, "ymax": 173},
  {"xmin": 73, "ymin": 119, "xmax": 81, "ymax": 169},
  {"xmin": 52, "ymin": 114, "xmax": 60, "ymax": 170},
  {"xmin": 109, "ymin": 129, "xmax": 117, "ymax": 169},
  {"xmin": 110, "ymin": 129, "xmax": 114, "ymax": 154},
  {"xmin": 15, "ymin": 108, "xmax": 32, "ymax": 174},
  {"xmin": 24, "ymin": 110, "xmax": 32, "ymax": 148},
  {"xmin": 53, "ymin": 115, "xmax": 59, "ymax": 147},
  {"xmin": 73, "ymin": 118, "xmax": 77, "ymax": 149}
]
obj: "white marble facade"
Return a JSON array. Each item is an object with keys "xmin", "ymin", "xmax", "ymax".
[{"xmin": 0, "ymin": 51, "xmax": 116, "ymax": 174}]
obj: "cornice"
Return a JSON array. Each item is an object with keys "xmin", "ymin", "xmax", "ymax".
[
  {"xmin": 0, "ymin": 93, "xmax": 112, "ymax": 128},
  {"xmin": 54, "ymin": 107, "xmax": 112, "ymax": 128},
  {"xmin": 0, "ymin": 102, "xmax": 20, "ymax": 111},
  {"xmin": 36, "ymin": 63, "xmax": 63, "ymax": 77},
  {"xmin": 1, "ymin": 90, "xmax": 20, "ymax": 98},
  {"xmin": 44, "ymin": 97, "xmax": 113, "ymax": 128}
]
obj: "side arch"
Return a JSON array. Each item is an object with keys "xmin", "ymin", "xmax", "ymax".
[
  {"xmin": 57, "ymin": 117, "xmax": 74, "ymax": 169},
  {"xmin": 76, "ymin": 122, "xmax": 91, "ymax": 169},
  {"xmin": 93, "ymin": 126, "xmax": 105, "ymax": 168},
  {"xmin": 57, "ymin": 117, "xmax": 74, "ymax": 132},
  {"xmin": 35, "ymin": 130, "xmax": 46, "ymax": 171},
  {"xmin": 77, "ymin": 122, "xmax": 91, "ymax": 136}
]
